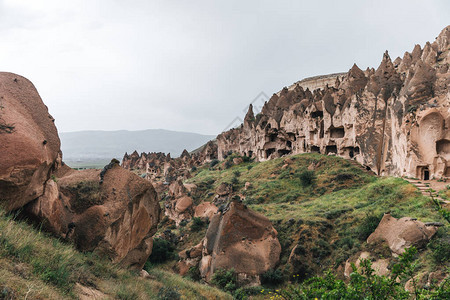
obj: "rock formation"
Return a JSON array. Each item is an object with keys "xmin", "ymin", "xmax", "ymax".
[
  {"xmin": 121, "ymin": 141, "xmax": 218, "ymax": 185},
  {"xmin": 216, "ymin": 26, "xmax": 450, "ymax": 180},
  {"xmin": 199, "ymin": 200, "xmax": 281, "ymax": 285},
  {"xmin": 0, "ymin": 73, "xmax": 161, "ymax": 269},
  {"xmin": 367, "ymin": 213, "xmax": 438, "ymax": 255},
  {"xmin": 0, "ymin": 73, "xmax": 61, "ymax": 210},
  {"xmin": 164, "ymin": 179, "xmax": 194, "ymax": 225}
]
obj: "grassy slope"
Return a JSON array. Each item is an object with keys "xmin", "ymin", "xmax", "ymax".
[
  {"xmin": 184, "ymin": 153, "xmax": 448, "ymax": 279},
  {"xmin": 0, "ymin": 210, "xmax": 231, "ymax": 300}
]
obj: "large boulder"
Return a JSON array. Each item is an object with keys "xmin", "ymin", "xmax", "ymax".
[
  {"xmin": 199, "ymin": 200, "xmax": 281, "ymax": 283},
  {"xmin": 367, "ymin": 213, "xmax": 438, "ymax": 255},
  {"xmin": 27, "ymin": 161, "xmax": 161, "ymax": 269},
  {"xmin": 194, "ymin": 202, "xmax": 218, "ymax": 220},
  {"xmin": 0, "ymin": 73, "xmax": 61, "ymax": 210}
]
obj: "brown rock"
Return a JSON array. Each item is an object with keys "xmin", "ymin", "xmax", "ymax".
[
  {"xmin": 194, "ymin": 202, "xmax": 218, "ymax": 220},
  {"xmin": 200, "ymin": 201, "xmax": 281, "ymax": 281},
  {"xmin": 367, "ymin": 214, "xmax": 438, "ymax": 255},
  {"xmin": 27, "ymin": 162, "xmax": 161, "ymax": 269},
  {"xmin": 0, "ymin": 72, "xmax": 61, "ymax": 210},
  {"xmin": 175, "ymin": 196, "xmax": 193, "ymax": 213},
  {"xmin": 233, "ymin": 157, "xmax": 244, "ymax": 165},
  {"xmin": 216, "ymin": 182, "xmax": 232, "ymax": 196}
]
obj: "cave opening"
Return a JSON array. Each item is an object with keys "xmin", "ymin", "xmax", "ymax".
[
  {"xmin": 311, "ymin": 146, "xmax": 320, "ymax": 153},
  {"xmin": 330, "ymin": 127, "xmax": 345, "ymax": 139},
  {"xmin": 424, "ymin": 168, "xmax": 430, "ymax": 181},
  {"xmin": 286, "ymin": 141, "xmax": 292, "ymax": 148},
  {"xmin": 319, "ymin": 120, "xmax": 324, "ymax": 139},
  {"xmin": 326, "ymin": 145, "xmax": 337, "ymax": 154},
  {"xmin": 269, "ymin": 133, "xmax": 277, "ymax": 142},
  {"xmin": 436, "ymin": 139, "xmax": 450, "ymax": 155},
  {"xmin": 265, "ymin": 148, "xmax": 276, "ymax": 158},
  {"xmin": 248, "ymin": 151, "xmax": 253, "ymax": 157},
  {"xmin": 311, "ymin": 111, "xmax": 323, "ymax": 118},
  {"xmin": 278, "ymin": 149, "xmax": 291, "ymax": 156}
]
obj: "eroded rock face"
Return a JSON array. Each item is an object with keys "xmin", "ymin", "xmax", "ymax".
[
  {"xmin": 27, "ymin": 161, "xmax": 161, "ymax": 269},
  {"xmin": 121, "ymin": 141, "xmax": 218, "ymax": 184},
  {"xmin": 194, "ymin": 202, "xmax": 218, "ymax": 220},
  {"xmin": 0, "ymin": 72, "xmax": 162, "ymax": 269},
  {"xmin": 0, "ymin": 72, "xmax": 61, "ymax": 210},
  {"xmin": 164, "ymin": 180, "xmax": 194, "ymax": 225},
  {"xmin": 216, "ymin": 26, "xmax": 450, "ymax": 180},
  {"xmin": 199, "ymin": 201, "xmax": 281, "ymax": 283},
  {"xmin": 367, "ymin": 214, "xmax": 438, "ymax": 255}
]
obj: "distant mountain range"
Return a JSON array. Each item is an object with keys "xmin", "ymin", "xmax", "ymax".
[{"xmin": 60, "ymin": 129, "xmax": 215, "ymax": 168}]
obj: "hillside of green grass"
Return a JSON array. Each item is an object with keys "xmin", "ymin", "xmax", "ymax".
[
  {"xmin": 0, "ymin": 209, "xmax": 231, "ymax": 300},
  {"xmin": 154, "ymin": 153, "xmax": 449, "ymax": 297}
]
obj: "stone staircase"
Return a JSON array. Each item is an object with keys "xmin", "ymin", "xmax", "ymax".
[{"xmin": 404, "ymin": 178, "xmax": 450, "ymax": 205}]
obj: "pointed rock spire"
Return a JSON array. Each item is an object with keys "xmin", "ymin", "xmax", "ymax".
[{"xmin": 244, "ymin": 104, "xmax": 255, "ymax": 124}]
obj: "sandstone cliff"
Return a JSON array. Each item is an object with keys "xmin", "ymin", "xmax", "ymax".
[{"xmin": 217, "ymin": 26, "xmax": 450, "ymax": 180}]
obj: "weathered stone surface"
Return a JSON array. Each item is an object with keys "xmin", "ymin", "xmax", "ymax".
[
  {"xmin": 27, "ymin": 162, "xmax": 161, "ymax": 269},
  {"xmin": 344, "ymin": 251, "xmax": 390, "ymax": 278},
  {"xmin": 0, "ymin": 72, "xmax": 61, "ymax": 210},
  {"xmin": 199, "ymin": 200, "xmax": 281, "ymax": 282},
  {"xmin": 215, "ymin": 26, "xmax": 450, "ymax": 180},
  {"xmin": 121, "ymin": 141, "xmax": 218, "ymax": 185},
  {"xmin": 194, "ymin": 202, "xmax": 218, "ymax": 220},
  {"xmin": 367, "ymin": 214, "xmax": 438, "ymax": 255},
  {"xmin": 165, "ymin": 180, "xmax": 194, "ymax": 225}
]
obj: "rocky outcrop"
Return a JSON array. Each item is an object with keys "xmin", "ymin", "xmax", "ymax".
[
  {"xmin": 367, "ymin": 213, "xmax": 438, "ymax": 255},
  {"xmin": 216, "ymin": 26, "xmax": 450, "ymax": 180},
  {"xmin": 0, "ymin": 72, "xmax": 61, "ymax": 210},
  {"xmin": 27, "ymin": 160, "xmax": 161, "ymax": 269},
  {"xmin": 194, "ymin": 202, "xmax": 218, "ymax": 220},
  {"xmin": 121, "ymin": 141, "xmax": 218, "ymax": 184},
  {"xmin": 0, "ymin": 72, "xmax": 161, "ymax": 269},
  {"xmin": 199, "ymin": 201, "xmax": 281, "ymax": 284},
  {"xmin": 164, "ymin": 180, "xmax": 194, "ymax": 225}
]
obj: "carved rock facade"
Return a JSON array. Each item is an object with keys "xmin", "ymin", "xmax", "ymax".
[{"xmin": 217, "ymin": 26, "xmax": 450, "ymax": 180}]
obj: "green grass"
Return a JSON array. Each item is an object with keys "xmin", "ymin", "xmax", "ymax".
[
  {"xmin": 182, "ymin": 153, "xmax": 449, "ymax": 284},
  {"xmin": 0, "ymin": 210, "xmax": 231, "ymax": 299}
]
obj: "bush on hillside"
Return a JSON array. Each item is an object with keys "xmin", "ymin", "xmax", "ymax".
[
  {"xmin": 148, "ymin": 238, "xmax": 175, "ymax": 264},
  {"xmin": 211, "ymin": 268, "xmax": 237, "ymax": 293},
  {"xmin": 190, "ymin": 217, "xmax": 205, "ymax": 231},
  {"xmin": 298, "ymin": 170, "xmax": 316, "ymax": 187},
  {"xmin": 260, "ymin": 268, "xmax": 285, "ymax": 286},
  {"xmin": 356, "ymin": 213, "xmax": 382, "ymax": 241}
]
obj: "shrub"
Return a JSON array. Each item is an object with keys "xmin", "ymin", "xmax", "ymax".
[
  {"xmin": 428, "ymin": 233, "xmax": 450, "ymax": 264},
  {"xmin": 298, "ymin": 170, "xmax": 316, "ymax": 187},
  {"xmin": 211, "ymin": 268, "xmax": 237, "ymax": 292},
  {"xmin": 190, "ymin": 217, "xmax": 205, "ymax": 231},
  {"xmin": 233, "ymin": 170, "xmax": 241, "ymax": 177},
  {"xmin": 231, "ymin": 176, "xmax": 239, "ymax": 186},
  {"xmin": 272, "ymin": 248, "xmax": 428, "ymax": 299},
  {"xmin": 242, "ymin": 155, "xmax": 252, "ymax": 163},
  {"xmin": 187, "ymin": 266, "xmax": 201, "ymax": 281},
  {"xmin": 260, "ymin": 268, "xmax": 285, "ymax": 286},
  {"xmin": 247, "ymin": 165, "xmax": 253, "ymax": 171},
  {"xmin": 191, "ymin": 166, "xmax": 197, "ymax": 172},
  {"xmin": 210, "ymin": 159, "xmax": 219, "ymax": 168},
  {"xmin": 147, "ymin": 238, "xmax": 175, "ymax": 264},
  {"xmin": 157, "ymin": 287, "xmax": 180, "ymax": 300},
  {"xmin": 356, "ymin": 213, "xmax": 382, "ymax": 241},
  {"xmin": 224, "ymin": 160, "xmax": 233, "ymax": 169}
]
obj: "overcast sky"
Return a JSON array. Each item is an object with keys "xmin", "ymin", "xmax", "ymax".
[{"xmin": 1, "ymin": 0, "xmax": 449, "ymax": 135}]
